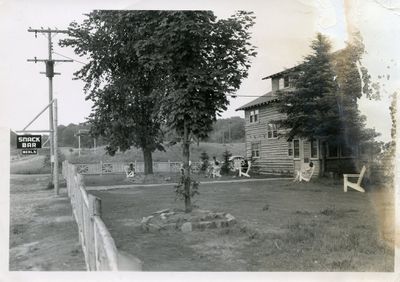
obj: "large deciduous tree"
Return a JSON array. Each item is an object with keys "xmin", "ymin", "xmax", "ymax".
[
  {"xmin": 60, "ymin": 11, "xmax": 167, "ymax": 174},
  {"xmin": 61, "ymin": 10, "xmax": 256, "ymax": 211},
  {"xmin": 132, "ymin": 11, "xmax": 257, "ymax": 212}
]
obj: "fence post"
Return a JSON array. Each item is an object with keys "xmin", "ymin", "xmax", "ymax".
[
  {"xmin": 100, "ymin": 160, "xmax": 103, "ymax": 176},
  {"xmin": 168, "ymin": 160, "xmax": 171, "ymax": 173},
  {"xmin": 88, "ymin": 194, "xmax": 102, "ymax": 270}
]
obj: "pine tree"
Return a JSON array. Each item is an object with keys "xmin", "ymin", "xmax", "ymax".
[
  {"xmin": 277, "ymin": 33, "xmax": 340, "ymax": 142},
  {"xmin": 277, "ymin": 33, "xmax": 379, "ymax": 152},
  {"xmin": 200, "ymin": 151, "xmax": 209, "ymax": 172},
  {"xmin": 221, "ymin": 149, "xmax": 232, "ymax": 175}
]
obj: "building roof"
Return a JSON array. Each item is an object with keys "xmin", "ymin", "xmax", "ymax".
[
  {"xmin": 236, "ymin": 91, "xmax": 278, "ymax": 111},
  {"xmin": 262, "ymin": 65, "xmax": 300, "ymax": 80}
]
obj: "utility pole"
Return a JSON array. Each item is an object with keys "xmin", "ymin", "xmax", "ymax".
[
  {"xmin": 228, "ymin": 121, "xmax": 232, "ymax": 144},
  {"xmin": 27, "ymin": 28, "xmax": 73, "ymax": 194},
  {"xmin": 76, "ymin": 129, "xmax": 89, "ymax": 157}
]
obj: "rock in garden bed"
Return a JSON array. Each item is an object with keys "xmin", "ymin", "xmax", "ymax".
[{"xmin": 141, "ymin": 208, "xmax": 236, "ymax": 233}]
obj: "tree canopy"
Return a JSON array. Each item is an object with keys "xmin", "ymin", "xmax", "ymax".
[{"xmin": 126, "ymin": 11, "xmax": 256, "ymax": 141}]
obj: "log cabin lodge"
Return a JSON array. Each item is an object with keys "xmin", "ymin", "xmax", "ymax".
[{"xmin": 236, "ymin": 67, "xmax": 362, "ymax": 177}]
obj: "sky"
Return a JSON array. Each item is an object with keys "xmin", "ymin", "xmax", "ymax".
[{"xmin": 0, "ymin": 0, "xmax": 399, "ymax": 142}]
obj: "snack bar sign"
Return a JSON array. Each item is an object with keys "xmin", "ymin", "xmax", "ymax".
[{"xmin": 17, "ymin": 135, "xmax": 42, "ymax": 155}]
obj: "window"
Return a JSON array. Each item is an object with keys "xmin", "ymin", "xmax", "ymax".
[
  {"xmin": 249, "ymin": 109, "xmax": 259, "ymax": 123},
  {"xmin": 311, "ymin": 139, "xmax": 318, "ymax": 158},
  {"xmin": 327, "ymin": 142, "xmax": 339, "ymax": 158},
  {"xmin": 293, "ymin": 139, "xmax": 300, "ymax": 158},
  {"xmin": 251, "ymin": 142, "xmax": 260, "ymax": 158},
  {"xmin": 341, "ymin": 144, "xmax": 356, "ymax": 157},
  {"xmin": 288, "ymin": 141, "xmax": 293, "ymax": 156},
  {"xmin": 267, "ymin": 123, "xmax": 278, "ymax": 138},
  {"xmin": 278, "ymin": 78, "xmax": 284, "ymax": 89},
  {"xmin": 284, "ymin": 76, "xmax": 290, "ymax": 88}
]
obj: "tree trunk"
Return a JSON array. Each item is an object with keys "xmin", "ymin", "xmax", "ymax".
[
  {"xmin": 142, "ymin": 147, "xmax": 153, "ymax": 175},
  {"xmin": 183, "ymin": 121, "xmax": 192, "ymax": 213},
  {"xmin": 320, "ymin": 140, "xmax": 327, "ymax": 176}
]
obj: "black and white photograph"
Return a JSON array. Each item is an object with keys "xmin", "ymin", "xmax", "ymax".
[{"xmin": 1, "ymin": 0, "xmax": 399, "ymax": 281}]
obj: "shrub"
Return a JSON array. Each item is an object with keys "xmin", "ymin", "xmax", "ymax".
[
  {"xmin": 200, "ymin": 151, "xmax": 209, "ymax": 172},
  {"xmin": 43, "ymin": 149, "xmax": 66, "ymax": 169},
  {"xmin": 221, "ymin": 149, "xmax": 232, "ymax": 175}
]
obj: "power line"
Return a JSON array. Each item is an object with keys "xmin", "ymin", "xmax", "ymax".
[
  {"xmin": 52, "ymin": 51, "xmax": 86, "ymax": 65},
  {"xmin": 51, "ymin": 51, "xmax": 264, "ymax": 98}
]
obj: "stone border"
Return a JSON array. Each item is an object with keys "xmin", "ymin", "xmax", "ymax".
[{"xmin": 141, "ymin": 209, "xmax": 236, "ymax": 233}]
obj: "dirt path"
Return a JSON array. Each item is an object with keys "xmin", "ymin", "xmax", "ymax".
[{"xmin": 9, "ymin": 174, "xmax": 86, "ymax": 271}]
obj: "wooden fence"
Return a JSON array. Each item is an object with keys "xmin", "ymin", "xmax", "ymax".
[
  {"xmin": 62, "ymin": 161, "xmax": 141, "ymax": 271},
  {"xmin": 73, "ymin": 161, "xmax": 201, "ymax": 175}
]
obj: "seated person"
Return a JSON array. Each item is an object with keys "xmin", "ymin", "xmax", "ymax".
[
  {"xmin": 211, "ymin": 156, "xmax": 221, "ymax": 178},
  {"xmin": 126, "ymin": 163, "xmax": 135, "ymax": 178},
  {"xmin": 293, "ymin": 162, "xmax": 314, "ymax": 182}
]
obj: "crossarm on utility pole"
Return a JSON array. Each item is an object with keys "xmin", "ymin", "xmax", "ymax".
[
  {"xmin": 28, "ymin": 28, "xmax": 69, "ymax": 34},
  {"xmin": 16, "ymin": 130, "xmax": 53, "ymax": 133},
  {"xmin": 28, "ymin": 59, "xmax": 73, "ymax": 63}
]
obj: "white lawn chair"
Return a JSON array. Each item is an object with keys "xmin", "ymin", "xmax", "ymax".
[
  {"xmin": 294, "ymin": 163, "xmax": 315, "ymax": 182},
  {"xmin": 299, "ymin": 165, "xmax": 314, "ymax": 182},
  {"xmin": 239, "ymin": 160, "xmax": 251, "ymax": 178},
  {"xmin": 343, "ymin": 165, "xmax": 366, "ymax": 193}
]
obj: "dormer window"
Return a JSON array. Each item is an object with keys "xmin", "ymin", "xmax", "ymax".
[
  {"xmin": 278, "ymin": 76, "xmax": 290, "ymax": 90},
  {"xmin": 249, "ymin": 109, "xmax": 259, "ymax": 123}
]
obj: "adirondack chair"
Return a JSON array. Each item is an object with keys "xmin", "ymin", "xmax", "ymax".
[
  {"xmin": 343, "ymin": 165, "xmax": 366, "ymax": 192},
  {"xmin": 299, "ymin": 165, "xmax": 315, "ymax": 182},
  {"xmin": 293, "ymin": 162, "xmax": 315, "ymax": 182},
  {"xmin": 240, "ymin": 160, "xmax": 252, "ymax": 178}
]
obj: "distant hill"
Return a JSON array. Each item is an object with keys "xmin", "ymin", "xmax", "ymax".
[
  {"xmin": 206, "ymin": 116, "xmax": 245, "ymax": 143},
  {"xmin": 11, "ymin": 116, "xmax": 245, "ymax": 151}
]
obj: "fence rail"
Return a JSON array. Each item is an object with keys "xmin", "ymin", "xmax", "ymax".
[
  {"xmin": 72, "ymin": 161, "xmax": 201, "ymax": 175},
  {"xmin": 63, "ymin": 160, "xmax": 141, "ymax": 271}
]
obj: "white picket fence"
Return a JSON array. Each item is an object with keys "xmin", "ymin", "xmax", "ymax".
[
  {"xmin": 73, "ymin": 160, "xmax": 201, "ymax": 175},
  {"xmin": 62, "ymin": 161, "xmax": 141, "ymax": 271}
]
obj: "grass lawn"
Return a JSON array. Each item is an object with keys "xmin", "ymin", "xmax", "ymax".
[
  {"xmin": 10, "ymin": 155, "xmax": 51, "ymax": 174},
  {"xmin": 88, "ymin": 179, "xmax": 394, "ymax": 271},
  {"xmin": 83, "ymin": 171, "xmax": 287, "ymax": 187}
]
